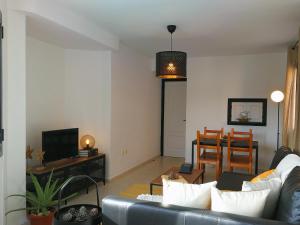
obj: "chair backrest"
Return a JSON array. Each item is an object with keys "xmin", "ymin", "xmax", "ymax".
[
  {"xmin": 227, "ymin": 128, "xmax": 253, "ymax": 152},
  {"xmin": 197, "ymin": 130, "xmax": 221, "ymax": 154},
  {"xmin": 204, "ymin": 127, "xmax": 224, "ymax": 138}
]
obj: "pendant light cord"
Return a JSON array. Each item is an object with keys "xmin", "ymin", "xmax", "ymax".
[{"xmin": 170, "ymin": 33, "xmax": 173, "ymax": 52}]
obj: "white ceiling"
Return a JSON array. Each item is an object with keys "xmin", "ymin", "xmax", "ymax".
[
  {"xmin": 52, "ymin": 0, "xmax": 300, "ymax": 56},
  {"xmin": 27, "ymin": 16, "xmax": 110, "ymax": 50}
]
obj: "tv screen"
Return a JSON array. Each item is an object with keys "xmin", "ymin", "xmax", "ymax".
[{"xmin": 42, "ymin": 128, "xmax": 78, "ymax": 163}]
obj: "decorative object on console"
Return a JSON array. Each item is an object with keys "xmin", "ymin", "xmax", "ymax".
[
  {"xmin": 271, "ymin": 90, "xmax": 285, "ymax": 150},
  {"xmin": 26, "ymin": 145, "xmax": 33, "ymax": 169},
  {"xmin": 156, "ymin": 25, "xmax": 187, "ymax": 79},
  {"xmin": 80, "ymin": 135, "xmax": 95, "ymax": 150},
  {"xmin": 34, "ymin": 149, "xmax": 45, "ymax": 171},
  {"xmin": 227, "ymin": 98, "xmax": 267, "ymax": 126},
  {"xmin": 26, "ymin": 145, "xmax": 33, "ymax": 159}
]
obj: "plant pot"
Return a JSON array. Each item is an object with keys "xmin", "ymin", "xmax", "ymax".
[{"xmin": 28, "ymin": 212, "xmax": 54, "ymax": 225}]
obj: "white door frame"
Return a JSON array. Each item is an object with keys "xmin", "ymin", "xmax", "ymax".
[{"xmin": 160, "ymin": 78, "xmax": 187, "ymax": 156}]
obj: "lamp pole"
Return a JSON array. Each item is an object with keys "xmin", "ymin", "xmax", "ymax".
[
  {"xmin": 276, "ymin": 102, "xmax": 280, "ymax": 151},
  {"xmin": 271, "ymin": 90, "xmax": 284, "ymax": 151}
]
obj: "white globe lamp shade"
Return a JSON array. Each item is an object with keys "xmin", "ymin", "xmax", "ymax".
[{"xmin": 271, "ymin": 90, "xmax": 284, "ymax": 103}]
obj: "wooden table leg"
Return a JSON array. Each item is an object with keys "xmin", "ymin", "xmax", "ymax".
[
  {"xmin": 192, "ymin": 142, "xmax": 195, "ymax": 169},
  {"xmin": 255, "ymin": 146, "xmax": 258, "ymax": 175}
]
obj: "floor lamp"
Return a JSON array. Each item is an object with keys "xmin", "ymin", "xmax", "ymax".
[{"xmin": 271, "ymin": 90, "xmax": 285, "ymax": 150}]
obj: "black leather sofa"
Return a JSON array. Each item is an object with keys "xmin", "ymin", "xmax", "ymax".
[{"xmin": 102, "ymin": 147, "xmax": 299, "ymax": 225}]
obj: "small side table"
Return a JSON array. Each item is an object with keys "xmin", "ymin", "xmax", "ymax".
[{"xmin": 149, "ymin": 167, "xmax": 204, "ymax": 194}]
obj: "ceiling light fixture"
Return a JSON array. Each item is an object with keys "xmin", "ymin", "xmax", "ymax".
[{"xmin": 156, "ymin": 25, "xmax": 187, "ymax": 79}]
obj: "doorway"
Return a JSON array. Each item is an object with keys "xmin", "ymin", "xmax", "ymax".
[{"xmin": 161, "ymin": 79, "xmax": 187, "ymax": 157}]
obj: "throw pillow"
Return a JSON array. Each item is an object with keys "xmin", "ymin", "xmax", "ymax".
[
  {"xmin": 276, "ymin": 154, "xmax": 300, "ymax": 183},
  {"xmin": 211, "ymin": 187, "xmax": 270, "ymax": 217},
  {"xmin": 242, "ymin": 178, "xmax": 282, "ymax": 219},
  {"xmin": 162, "ymin": 179, "xmax": 217, "ymax": 209},
  {"xmin": 251, "ymin": 169, "xmax": 278, "ymax": 183}
]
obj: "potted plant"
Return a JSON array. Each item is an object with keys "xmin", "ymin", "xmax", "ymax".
[{"xmin": 6, "ymin": 171, "xmax": 76, "ymax": 225}]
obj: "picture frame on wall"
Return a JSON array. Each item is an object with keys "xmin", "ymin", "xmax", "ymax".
[{"xmin": 227, "ymin": 98, "xmax": 267, "ymax": 126}]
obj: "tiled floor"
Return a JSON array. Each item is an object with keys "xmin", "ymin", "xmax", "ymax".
[{"xmin": 69, "ymin": 156, "xmax": 217, "ymax": 206}]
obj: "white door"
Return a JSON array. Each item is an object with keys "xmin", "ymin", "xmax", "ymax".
[{"xmin": 164, "ymin": 81, "xmax": 187, "ymax": 157}]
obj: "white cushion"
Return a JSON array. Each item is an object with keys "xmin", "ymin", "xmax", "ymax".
[
  {"xmin": 242, "ymin": 178, "xmax": 282, "ymax": 218},
  {"xmin": 162, "ymin": 179, "xmax": 217, "ymax": 209},
  {"xmin": 276, "ymin": 154, "xmax": 300, "ymax": 183},
  {"xmin": 211, "ymin": 187, "xmax": 270, "ymax": 217}
]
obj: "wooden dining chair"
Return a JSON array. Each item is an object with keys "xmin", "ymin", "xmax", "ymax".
[
  {"xmin": 204, "ymin": 127, "xmax": 224, "ymax": 138},
  {"xmin": 227, "ymin": 128, "xmax": 253, "ymax": 174},
  {"xmin": 196, "ymin": 130, "xmax": 222, "ymax": 181}
]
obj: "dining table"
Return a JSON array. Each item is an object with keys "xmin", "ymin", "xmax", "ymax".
[{"xmin": 191, "ymin": 138, "xmax": 259, "ymax": 174}]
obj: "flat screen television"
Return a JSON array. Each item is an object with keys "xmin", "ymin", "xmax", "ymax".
[{"xmin": 42, "ymin": 128, "xmax": 78, "ymax": 163}]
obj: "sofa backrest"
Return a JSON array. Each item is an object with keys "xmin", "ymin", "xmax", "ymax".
[
  {"xmin": 102, "ymin": 196, "xmax": 290, "ymax": 225},
  {"xmin": 269, "ymin": 146, "xmax": 294, "ymax": 169}
]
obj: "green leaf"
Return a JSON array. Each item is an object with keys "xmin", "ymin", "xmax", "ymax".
[
  {"xmin": 8, "ymin": 173, "xmax": 78, "ymax": 215},
  {"xmin": 43, "ymin": 170, "xmax": 53, "ymax": 198},
  {"xmin": 48, "ymin": 179, "xmax": 59, "ymax": 200},
  {"xmin": 26, "ymin": 192, "xmax": 39, "ymax": 206},
  {"xmin": 30, "ymin": 173, "xmax": 45, "ymax": 203},
  {"xmin": 49, "ymin": 192, "xmax": 78, "ymax": 206}
]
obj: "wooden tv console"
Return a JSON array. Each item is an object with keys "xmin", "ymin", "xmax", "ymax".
[{"xmin": 26, "ymin": 153, "xmax": 105, "ymax": 195}]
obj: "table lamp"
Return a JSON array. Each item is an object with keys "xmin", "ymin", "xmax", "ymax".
[
  {"xmin": 80, "ymin": 135, "xmax": 95, "ymax": 150},
  {"xmin": 271, "ymin": 90, "xmax": 284, "ymax": 150}
]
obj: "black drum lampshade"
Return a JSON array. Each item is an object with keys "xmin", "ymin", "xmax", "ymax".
[
  {"xmin": 156, "ymin": 51, "xmax": 187, "ymax": 79},
  {"xmin": 156, "ymin": 25, "xmax": 187, "ymax": 79}
]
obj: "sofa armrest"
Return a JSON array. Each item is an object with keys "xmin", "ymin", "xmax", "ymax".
[{"xmin": 102, "ymin": 196, "xmax": 290, "ymax": 225}]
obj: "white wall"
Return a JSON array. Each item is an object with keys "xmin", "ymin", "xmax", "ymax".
[
  {"xmin": 26, "ymin": 40, "xmax": 112, "ymax": 164},
  {"xmin": 64, "ymin": 49, "xmax": 111, "ymax": 160},
  {"xmin": 186, "ymin": 52, "xmax": 287, "ymax": 170},
  {"xmin": 5, "ymin": 9, "xmax": 27, "ymax": 225},
  {"xmin": 0, "ymin": 0, "xmax": 118, "ymax": 225},
  {"xmin": 26, "ymin": 37, "xmax": 65, "ymax": 158},
  {"xmin": 26, "ymin": 40, "xmax": 160, "ymax": 179},
  {"xmin": 0, "ymin": 1, "xmax": 7, "ymax": 223},
  {"xmin": 110, "ymin": 43, "xmax": 160, "ymax": 178}
]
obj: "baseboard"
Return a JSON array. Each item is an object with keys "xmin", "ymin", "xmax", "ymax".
[{"xmin": 108, "ymin": 155, "xmax": 160, "ymax": 181}]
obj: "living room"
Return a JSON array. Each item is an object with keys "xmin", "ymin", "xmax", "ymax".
[{"xmin": 1, "ymin": 0, "xmax": 300, "ymax": 225}]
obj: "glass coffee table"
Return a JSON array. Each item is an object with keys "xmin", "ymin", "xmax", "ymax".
[{"xmin": 150, "ymin": 167, "xmax": 204, "ymax": 194}]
